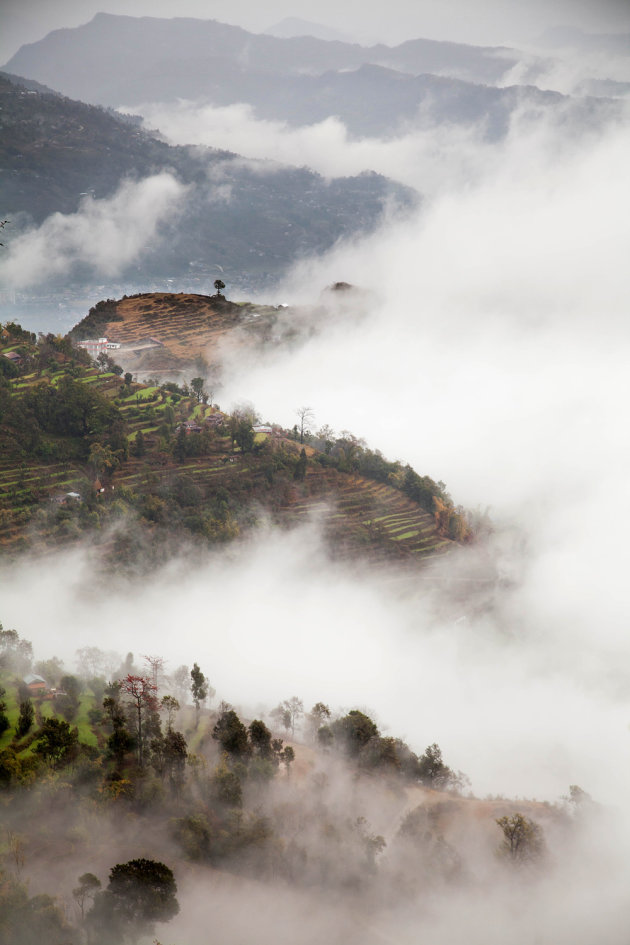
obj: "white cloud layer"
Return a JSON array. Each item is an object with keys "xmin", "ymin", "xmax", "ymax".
[{"xmin": 0, "ymin": 173, "xmax": 187, "ymax": 289}]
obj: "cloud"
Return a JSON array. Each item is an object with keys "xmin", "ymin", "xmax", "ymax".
[
  {"xmin": 131, "ymin": 99, "xmax": 506, "ymax": 193},
  {"xmin": 0, "ymin": 173, "xmax": 187, "ymax": 290}
]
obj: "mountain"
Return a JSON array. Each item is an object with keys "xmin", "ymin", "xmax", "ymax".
[
  {"xmin": 2, "ymin": 13, "xmax": 519, "ymax": 108},
  {"xmin": 0, "ymin": 73, "xmax": 414, "ymax": 290},
  {"xmin": 2, "ymin": 15, "xmax": 611, "ymax": 143}
]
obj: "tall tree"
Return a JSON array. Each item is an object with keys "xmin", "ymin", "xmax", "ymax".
[
  {"xmin": 73, "ymin": 872, "xmax": 101, "ymax": 921},
  {"xmin": 295, "ymin": 406, "xmax": 314, "ymax": 444},
  {"xmin": 119, "ymin": 675, "xmax": 158, "ymax": 767},
  {"xmin": 190, "ymin": 663, "xmax": 208, "ymax": 727},
  {"xmin": 190, "ymin": 377, "xmax": 206, "ymax": 402},
  {"xmin": 15, "ymin": 699, "xmax": 34, "ymax": 738},
  {"xmin": 142, "ymin": 654, "xmax": 165, "ymax": 692}
]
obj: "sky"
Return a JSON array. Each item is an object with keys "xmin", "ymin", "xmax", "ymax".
[{"xmin": 2, "ymin": 0, "xmax": 630, "ymax": 65}]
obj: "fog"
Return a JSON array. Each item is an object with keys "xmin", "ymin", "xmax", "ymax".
[
  {"xmin": 2, "ymin": 34, "xmax": 629, "ymax": 813},
  {"xmin": 2, "ymin": 6, "xmax": 630, "ymax": 942},
  {"xmin": 0, "ymin": 173, "xmax": 187, "ymax": 290}
]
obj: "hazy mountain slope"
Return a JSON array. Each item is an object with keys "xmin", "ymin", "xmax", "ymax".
[
  {"xmin": 2, "ymin": 13, "xmax": 518, "ymax": 107},
  {"xmin": 0, "ymin": 74, "xmax": 414, "ymax": 288},
  {"xmin": 2, "ymin": 16, "xmax": 610, "ymax": 142}
]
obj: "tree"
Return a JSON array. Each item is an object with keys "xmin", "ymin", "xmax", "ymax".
[
  {"xmin": 212, "ymin": 707, "xmax": 250, "ymax": 758},
  {"xmin": 190, "ymin": 377, "xmax": 206, "ymax": 403},
  {"xmin": 213, "ymin": 278, "xmax": 226, "ymax": 296},
  {"xmin": 142, "ymin": 654, "xmax": 165, "ymax": 691},
  {"xmin": 331, "ymin": 709, "xmax": 379, "ymax": 756},
  {"xmin": 132, "ymin": 429, "xmax": 146, "ymax": 457},
  {"xmin": 163, "ymin": 729, "xmax": 188, "ymax": 791},
  {"xmin": 293, "ymin": 448, "xmax": 307, "ymax": 481},
  {"xmin": 282, "ymin": 745, "xmax": 295, "ymax": 776},
  {"xmin": 270, "ymin": 703, "xmax": 291, "ymax": 734},
  {"xmin": 190, "ymin": 663, "xmax": 208, "ymax": 727},
  {"xmin": 160, "ymin": 695, "xmax": 180, "ymax": 731},
  {"xmin": 87, "ymin": 442, "xmax": 120, "ymax": 481},
  {"xmin": 0, "ymin": 686, "xmax": 9, "ymax": 737},
  {"xmin": 249, "ymin": 719, "xmax": 273, "ymax": 759},
  {"xmin": 170, "ymin": 664, "xmax": 190, "ymax": 705},
  {"xmin": 284, "ymin": 696, "xmax": 304, "ymax": 736},
  {"xmin": 211, "ymin": 757, "xmax": 243, "ymax": 807},
  {"xmin": 57, "ymin": 674, "xmax": 81, "ymax": 721},
  {"xmin": 496, "ymin": 814, "xmax": 545, "ymax": 866},
  {"xmin": 16, "ymin": 699, "xmax": 34, "ymax": 738},
  {"xmin": 34, "ymin": 718, "xmax": 79, "ymax": 767},
  {"xmin": 306, "ymin": 702, "xmax": 331, "ymax": 741},
  {"xmin": 88, "ymin": 859, "xmax": 179, "ymax": 944},
  {"xmin": 119, "ymin": 674, "xmax": 158, "ymax": 767},
  {"xmin": 73, "ymin": 872, "xmax": 101, "ymax": 921},
  {"xmin": 0, "ymin": 626, "xmax": 33, "ymax": 674},
  {"xmin": 416, "ymin": 743, "xmax": 459, "ymax": 790},
  {"xmin": 296, "ymin": 406, "xmax": 314, "ymax": 444}
]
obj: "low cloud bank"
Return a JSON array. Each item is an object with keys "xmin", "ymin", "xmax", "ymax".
[
  {"xmin": 0, "ymin": 173, "xmax": 187, "ymax": 290},
  {"xmin": 1, "ymin": 516, "xmax": 629, "ymax": 809}
]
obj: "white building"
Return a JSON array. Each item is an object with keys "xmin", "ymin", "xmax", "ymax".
[{"xmin": 76, "ymin": 337, "xmax": 109, "ymax": 357}]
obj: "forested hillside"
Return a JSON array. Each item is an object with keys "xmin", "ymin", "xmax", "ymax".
[
  {"xmin": 0, "ymin": 622, "xmax": 581, "ymax": 944},
  {"xmin": 0, "ymin": 73, "xmax": 414, "ymax": 288}
]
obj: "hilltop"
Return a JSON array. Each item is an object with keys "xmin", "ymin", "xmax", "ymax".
[{"xmin": 68, "ymin": 288, "xmax": 365, "ymax": 380}]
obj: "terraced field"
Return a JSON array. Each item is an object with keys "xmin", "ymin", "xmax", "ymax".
[
  {"xmin": 0, "ymin": 325, "xmax": 458, "ymax": 565},
  {"xmin": 282, "ymin": 469, "xmax": 453, "ymax": 562},
  {"xmin": 70, "ymin": 293, "xmax": 281, "ymax": 378}
]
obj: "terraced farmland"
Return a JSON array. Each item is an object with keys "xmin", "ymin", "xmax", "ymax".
[
  {"xmin": 283, "ymin": 469, "xmax": 453, "ymax": 562},
  {"xmin": 0, "ymin": 324, "xmax": 461, "ymax": 566},
  {"xmin": 70, "ymin": 293, "xmax": 281, "ymax": 378}
]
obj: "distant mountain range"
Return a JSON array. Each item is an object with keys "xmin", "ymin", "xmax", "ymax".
[
  {"xmin": 3, "ymin": 13, "xmax": 518, "ymax": 108},
  {"xmin": 2, "ymin": 14, "xmax": 616, "ymax": 142},
  {"xmin": 0, "ymin": 73, "xmax": 414, "ymax": 290}
]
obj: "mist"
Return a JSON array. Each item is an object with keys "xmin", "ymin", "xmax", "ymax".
[
  {"xmin": 0, "ymin": 173, "xmax": 187, "ymax": 290},
  {"xmin": 2, "ymin": 6, "xmax": 630, "ymax": 943}
]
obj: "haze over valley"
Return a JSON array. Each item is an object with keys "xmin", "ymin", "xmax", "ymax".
[{"xmin": 0, "ymin": 3, "xmax": 629, "ymax": 943}]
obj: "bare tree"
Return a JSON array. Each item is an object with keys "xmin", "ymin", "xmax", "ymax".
[
  {"xmin": 296, "ymin": 406, "xmax": 315, "ymax": 444},
  {"xmin": 142, "ymin": 655, "xmax": 165, "ymax": 692}
]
